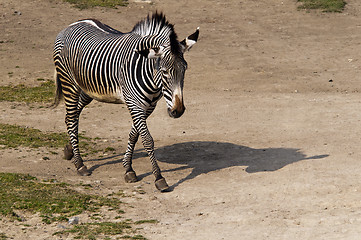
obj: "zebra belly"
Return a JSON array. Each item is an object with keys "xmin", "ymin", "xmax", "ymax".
[{"xmin": 84, "ymin": 88, "xmax": 125, "ymax": 104}]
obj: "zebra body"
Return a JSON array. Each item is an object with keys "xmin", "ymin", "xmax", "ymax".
[{"xmin": 53, "ymin": 13, "xmax": 199, "ymax": 191}]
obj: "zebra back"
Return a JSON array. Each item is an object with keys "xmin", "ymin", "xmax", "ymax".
[{"xmin": 53, "ymin": 13, "xmax": 179, "ymax": 107}]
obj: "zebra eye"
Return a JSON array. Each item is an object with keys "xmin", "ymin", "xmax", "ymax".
[{"xmin": 162, "ymin": 70, "xmax": 170, "ymax": 78}]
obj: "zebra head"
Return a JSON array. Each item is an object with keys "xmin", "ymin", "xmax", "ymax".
[{"xmin": 137, "ymin": 27, "xmax": 199, "ymax": 118}]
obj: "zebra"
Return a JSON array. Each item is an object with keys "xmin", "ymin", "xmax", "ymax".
[{"xmin": 53, "ymin": 12, "xmax": 199, "ymax": 191}]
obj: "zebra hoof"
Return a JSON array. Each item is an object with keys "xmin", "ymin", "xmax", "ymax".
[
  {"xmin": 124, "ymin": 171, "xmax": 138, "ymax": 183},
  {"xmin": 155, "ymin": 178, "xmax": 169, "ymax": 192},
  {"xmin": 64, "ymin": 144, "xmax": 74, "ymax": 160},
  {"xmin": 77, "ymin": 166, "xmax": 91, "ymax": 176}
]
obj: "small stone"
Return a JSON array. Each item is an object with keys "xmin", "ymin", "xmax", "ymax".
[
  {"xmin": 57, "ymin": 224, "xmax": 67, "ymax": 229},
  {"xmin": 68, "ymin": 216, "xmax": 79, "ymax": 225},
  {"xmin": 133, "ymin": 0, "xmax": 153, "ymax": 3}
]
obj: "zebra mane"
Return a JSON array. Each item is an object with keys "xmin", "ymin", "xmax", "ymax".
[{"xmin": 132, "ymin": 12, "xmax": 181, "ymax": 55}]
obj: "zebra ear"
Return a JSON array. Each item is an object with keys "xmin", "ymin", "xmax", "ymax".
[
  {"xmin": 180, "ymin": 27, "xmax": 199, "ymax": 53},
  {"xmin": 136, "ymin": 46, "xmax": 165, "ymax": 59}
]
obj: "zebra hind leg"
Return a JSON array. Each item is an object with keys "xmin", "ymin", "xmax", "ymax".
[
  {"xmin": 64, "ymin": 91, "xmax": 93, "ymax": 176},
  {"xmin": 64, "ymin": 142, "xmax": 74, "ymax": 160}
]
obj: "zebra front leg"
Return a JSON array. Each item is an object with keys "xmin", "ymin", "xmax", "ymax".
[
  {"xmin": 123, "ymin": 125, "xmax": 139, "ymax": 183},
  {"xmin": 137, "ymin": 120, "xmax": 169, "ymax": 191}
]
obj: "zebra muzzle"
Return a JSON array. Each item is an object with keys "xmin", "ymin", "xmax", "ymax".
[{"xmin": 168, "ymin": 95, "xmax": 185, "ymax": 118}]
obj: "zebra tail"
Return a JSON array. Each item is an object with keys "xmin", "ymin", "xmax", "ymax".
[{"xmin": 51, "ymin": 69, "xmax": 63, "ymax": 108}]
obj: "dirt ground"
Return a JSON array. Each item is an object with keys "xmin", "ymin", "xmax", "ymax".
[{"xmin": 1, "ymin": 0, "xmax": 361, "ymax": 239}]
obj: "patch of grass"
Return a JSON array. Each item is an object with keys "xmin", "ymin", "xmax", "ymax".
[
  {"xmin": 104, "ymin": 147, "xmax": 116, "ymax": 152},
  {"xmin": 0, "ymin": 233, "xmax": 7, "ymax": 240},
  {"xmin": 134, "ymin": 219, "xmax": 158, "ymax": 224},
  {"xmin": 0, "ymin": 173, "xmax": 151, "ymax": 239},
  {"xmin": 0, "ymin": 80, "xmax": 54, "ymax": 103},
  {"xmin": 55, "ymin": 221, "xmax": 134, "ymax": 239},
  {"xmin": 297, "ymin": 0, "xmax": 346, "ymax": 12},
  {"xmin": 127, "ymin": 235, "xmax": 147, "ymax": 240},
  {"xmin": 0, "ymin": 123, "xmax": 68, "ymax": 148},
  {"xmin": 0, "ymin": 173, "xmax": 124, "ymax": 224},
  {"xmin": 64, "ymin": 0, "xmax": 128, "ymax": 9},
  {"xmin": 0, "ymin": 123, "xmax": 96, "ymax": 152}
]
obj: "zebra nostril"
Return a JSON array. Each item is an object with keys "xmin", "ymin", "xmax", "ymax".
[{"xmin": 171, "ymin": 109, "xmax": 177, "ymax": 116}]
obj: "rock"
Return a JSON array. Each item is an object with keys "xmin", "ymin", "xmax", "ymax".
[
  {"xmin": 68, "ymin": 216, "xmax": 79, "ymax": 225},
  {"xmin": 57, "ymin": 224, "xmax": 67, "ymax": 229},
  {"xmin": 133, "ymin": 0, "xmax": 153, "ymax": 3}
]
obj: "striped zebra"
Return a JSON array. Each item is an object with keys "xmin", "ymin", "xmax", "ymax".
[{"xmin": 53, "ymin": 12, "xmax": 199, "ymax": 191}]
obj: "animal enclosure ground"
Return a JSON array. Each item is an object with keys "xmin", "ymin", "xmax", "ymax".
[{"xmin": 1, "ymin": 0, "xmax": 361, "ymax": 239}]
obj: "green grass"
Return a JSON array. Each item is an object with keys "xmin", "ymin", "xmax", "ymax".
[
  {"xmin": 297, "ymin": 0, "xmax": 346, "ymax": 12},
  {"xmin": 0, "ymin": 173, "xmax": 152, "ymax": 239},
  {"xmin": 55, "ymin": 222, "xmax": 150, "ymax": 239},
  {"xmin": 64, "ymin": 0, "xmax": 128, "ymax": 9},
  {"xmin": 134, "ymin": 219, "xmax": 158, "ymax": 224},
  {"xmin": 104, "ymin": 147, "xmax": 116, "ymax": 152},
  {"xmin": 0, "ymin": 173, "xmax": 123, "ymax": 224},
  {"xmin": 0, "ymin": 123, "xmax": 68, "ymax": 148},
  {"xmin": 55, "ymin": 221, "xmax": 134, "ymax": 239},
  {"xmin": 0, "ymin": 233, "xmax": 7, "ymax": 240},
  {"xmin": 0, "ymin": 80, "xmax": 54, "ymax": 104},
  {"xmin": 0, "ymin": 173, "xmax": 152, "ymax": 240},
  {"xmin": 0, "ymin": 123, "xmax": 96, "ymax": 153}
]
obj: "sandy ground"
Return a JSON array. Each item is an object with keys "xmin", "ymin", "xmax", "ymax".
[{"xmin": 1, "ymin": 0, "xmax": 361, "ymax": 239}]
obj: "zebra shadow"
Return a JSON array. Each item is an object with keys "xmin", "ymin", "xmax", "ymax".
[
  {"xmin": 135, "ymin": 141, "xmax": 329, "ymax": 190},
  {"xmin": 88, "ymin": 141, "xmax": 328, "ymax": 190}
]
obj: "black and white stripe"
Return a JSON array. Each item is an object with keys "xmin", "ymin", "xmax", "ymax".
[{"xmin": 53, "ymin": 12, "xmax": 199, "ymax": 191}]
